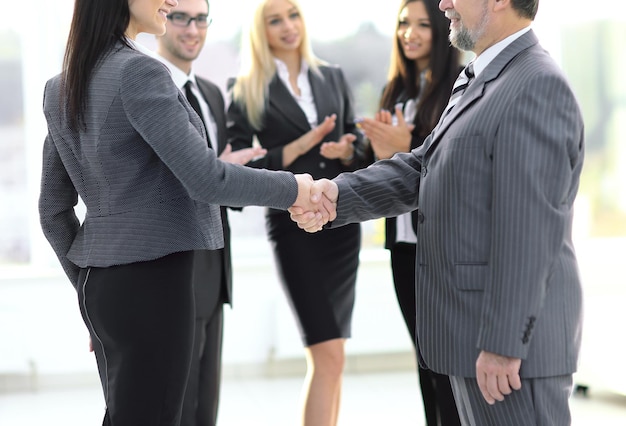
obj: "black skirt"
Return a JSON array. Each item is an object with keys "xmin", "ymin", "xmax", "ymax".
[{"xmin": 266, "ymin": 211, "xmax": 361, "ymax": 346}]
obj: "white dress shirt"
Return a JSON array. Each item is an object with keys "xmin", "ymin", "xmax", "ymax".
[
  {"xmin": 155, "ymin": 55, "xmax": 219, "ymax": 151},
  {"xmin": 472, "ymin": 26, "xmax": 531, "ymax": 78}
]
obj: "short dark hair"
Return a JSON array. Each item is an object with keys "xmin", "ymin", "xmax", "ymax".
[{"xmin": 511, "ymin": 0, "xmax": 539, "ymax": 20}]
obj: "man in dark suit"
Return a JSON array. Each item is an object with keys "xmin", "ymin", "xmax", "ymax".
[
  {"xmin": 155, "ymin": 1, "xmax": 264, "ymax": 424},
  {"xmin": 291, "ymin": 0, "xmax": 585, "ymax": 425}
]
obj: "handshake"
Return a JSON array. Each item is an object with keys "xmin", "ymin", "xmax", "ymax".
[{"xmin": 290, "ymin": 174, "xmax": 339, "ymax": 233}]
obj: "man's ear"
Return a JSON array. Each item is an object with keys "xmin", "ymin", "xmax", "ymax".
[{"xmin": 493, "ymin": 0, "xmax": 510, "ymax": 12}]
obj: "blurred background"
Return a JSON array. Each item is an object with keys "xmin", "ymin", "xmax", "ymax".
[{"xmin": 1, "ymin": 0, "xmax": 626, "ymax": 422}]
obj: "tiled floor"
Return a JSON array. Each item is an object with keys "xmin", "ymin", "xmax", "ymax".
[{"xmin": 1, "ymin": 370, "xmax": 625, "ymax": 425}]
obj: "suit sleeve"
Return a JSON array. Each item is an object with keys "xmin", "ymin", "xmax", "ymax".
[
  {"xmin": 39, "ymin": 102, "xmax": 81, "ymax": 288},
  {"xmin": 476, "ymin": 71, "xmax": 584, "ymax": 359},
  {"xmin": 120, "ymin": 56, "xmax": 297, "ymax": 210},
  {"xmin": 39, "ymin": 136, "xmax": 81, "ymax": 288},
  {"xmin": 332, "ymin": 148, "xmax": 423, "ymax": 226}
]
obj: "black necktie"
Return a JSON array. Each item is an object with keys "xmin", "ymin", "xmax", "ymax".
[{"xmin": 184, "ymin": 81, "xmax": 211, "ymax": 146}]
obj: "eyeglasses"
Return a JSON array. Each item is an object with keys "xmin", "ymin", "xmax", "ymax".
[{"xmin": 166, "ymin": 12, "xmax": 212, "ymax": 29}]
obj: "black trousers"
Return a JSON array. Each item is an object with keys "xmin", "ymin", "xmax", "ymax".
[
  {"xmin": 77, "ymin": 251, "xmax": 195, "ymax": 426},
  {"xmin": 390, "ymin": 243, "xmax": 461, "ymax": 426},
  {"xmin": 180, "ymin": 249, "xmax": 225, "ymax": 426}
]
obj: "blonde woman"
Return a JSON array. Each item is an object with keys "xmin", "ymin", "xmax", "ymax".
[{"xmin": 227, "ymin": 0, "xmax": 366, "ymax": 424}]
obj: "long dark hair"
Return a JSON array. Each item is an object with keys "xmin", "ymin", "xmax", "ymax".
[
  {"xmin": 379, "ymin": 0, "xmax": 460, "ymax": 139},
  {"xmin": 62, "ymin": 0, "xmax": 131, "ymax": 130}
]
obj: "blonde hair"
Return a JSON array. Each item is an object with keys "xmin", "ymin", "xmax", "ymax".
[{"xmin": 232, "ymin": 0, "xmax": 324, "ymax": 130}]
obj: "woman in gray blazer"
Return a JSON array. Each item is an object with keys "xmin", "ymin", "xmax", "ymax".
[
  {"xmin": 226, "ymin": 0, "xmax": 366, "ymax": 424},
  {"xmin": 38, "ymin": 0, "xmax": 316, "ymax": 423}
]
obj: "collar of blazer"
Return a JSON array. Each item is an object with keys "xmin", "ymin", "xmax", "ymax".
[
  {"xmin": 426, "ymin": 30, "xmax": 540, "ymax": 156},
  {"xmin": 268, "ymin": 66, "xmax": 335, "ymax": 134}
]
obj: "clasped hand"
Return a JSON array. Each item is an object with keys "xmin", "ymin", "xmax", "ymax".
[{"xmin": 290, "ymin": 175, "xmax": 339, "ymax": 232}]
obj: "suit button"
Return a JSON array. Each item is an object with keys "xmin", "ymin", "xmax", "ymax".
[
  {"xmin": 422, "ymin": 167, "xmax": 427, "ymax": 177},
  {"xmin": 417, "ymin": 211, "xmax": 425, "ymax": 224},
  {"xmin": 319, "ymin": 161, "xmax": 326, "ymax": 169}
]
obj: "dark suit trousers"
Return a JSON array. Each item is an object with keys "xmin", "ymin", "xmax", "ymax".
[
  {"xmin": 77, "ymin": 251, "xmax": 195, "ymax": 426},
  {"xmin": 449, "ymin": 375, "xmax": 573, "ymax": 426},
  {"xmin": 180, "ymin": 249, "xmax": 225, "ymax": 426},
  {"xmin": 391, "ymin": 243, "xmax": 461, "ymax": 426}
]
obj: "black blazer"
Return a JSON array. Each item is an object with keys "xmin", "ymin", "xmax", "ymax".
[
  {"xmin": 382, "ymin": 129, "xmax": 425, "ymax": 250},
  {"xmin": 196, "ymin": 76, "xmax": 232, "ymax": 305},
  {"xmin": 226, "ymin": 65, "xmax": 366, "ymax": 184}
]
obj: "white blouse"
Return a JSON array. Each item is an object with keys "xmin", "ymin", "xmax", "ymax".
[
  {"xmin": 394, "ymin": 69, "xmax": 429, "ymax": 245},
  {"xmin": 274, "ymin": 58, "xmax": 318, "ymax": 128}
]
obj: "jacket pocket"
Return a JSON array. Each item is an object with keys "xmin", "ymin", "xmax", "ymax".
[{"xmin": 453, "ymin": 262, "xmax": 487, "ymax": 291}]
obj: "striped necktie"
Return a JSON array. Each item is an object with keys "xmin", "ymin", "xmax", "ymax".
[{"xmin": 444, "ymin": 62, "xmax": 475, "ymax": 115}]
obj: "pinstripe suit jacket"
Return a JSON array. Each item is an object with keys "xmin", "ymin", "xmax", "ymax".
[
  {"xmin": 331, "ymin": 30, "xmax": 585, "ymax": 378},
  {"xmin": 39, "ymin": 42, "xmax": 297, "ymax": 289}
]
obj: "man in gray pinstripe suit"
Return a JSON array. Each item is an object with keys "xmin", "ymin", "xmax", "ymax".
[{"xmin": 291, "ymin": 0, "xmax": 585, "ymax": 424}]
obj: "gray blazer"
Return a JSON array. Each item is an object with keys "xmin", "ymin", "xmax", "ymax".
[
  {"xmin": 39, "ymin": 43, "xmax": 297, "ymax": 288},
  {"xmin": 331, "ymin": 30, "xmax": 585, "ymax": 378}
]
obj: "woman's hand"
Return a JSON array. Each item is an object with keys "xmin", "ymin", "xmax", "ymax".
[
  {"xmin": 359, "ymin": 106, "xmax": 414, "ymax": 160},
  {"xmin": 283, "ymin": 114, "xmax": 337, "ymax": 167},
  {"xmin": 320, "ymin": 133, "xmax": 357, "ymax": 162},
  {"xmin": 219, "ymin": 144, "xmax": 266, "ymax": 165}
]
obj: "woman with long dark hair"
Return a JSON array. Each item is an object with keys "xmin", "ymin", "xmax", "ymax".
[
  {"xmin": 359, "ymin": 0, "xmax": 462, "ymax": 424},
  {"xmin": 39, "ymin": 0, "xmax": 319, "ymax": 423}
]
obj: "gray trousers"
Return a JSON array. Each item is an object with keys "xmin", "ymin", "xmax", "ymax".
[{"xmin": 449, "ymin": 374, "xmax": 573, "ymax": 426}]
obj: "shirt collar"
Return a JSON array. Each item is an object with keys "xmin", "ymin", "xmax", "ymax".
[
  {"xmin": 472, "ymin": 26, "xmax": 531, "ymax": 78},
  {"xmin": 274, "ymin": 57, "xmax": 309, "ymax": 81},
  {"xmin": 126, "ymin": 37, "xmax": 159, "ymax": 59},
  {"xmin": 154, "ymin": 54, "xmax": 196, "ymax": 90}
]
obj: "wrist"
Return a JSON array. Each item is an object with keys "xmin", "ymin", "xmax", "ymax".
[{"xmin": 341, "ymin": 146, "xmax": 355, "ymax": 162}]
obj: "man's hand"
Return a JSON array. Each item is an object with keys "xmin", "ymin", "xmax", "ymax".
[
  {"xmin": 219, "ymin": 144, "xmax": 266, "ymax": 165},
  {"xmin": 476, "ymin": 350, "xmax": 522, "ymax": 404},
  {"xmin": 289, "ymin": 178, "xmax": 338, "ymax": 232},
  {"xmin": 359, "ymin": 106, "xmax": 414, "ymax": 160}
]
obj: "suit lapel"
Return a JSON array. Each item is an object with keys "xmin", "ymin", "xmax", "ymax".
[
  {"xmin": 268, "ymin": 75, "xmax": 311, "ymax": 133},
  {"xmin": 196, "ymin": 79, "xmax": 227, "ymax": 153},
  {"xmin": 427, "ymin": 30, "xmax": 540, "ymax": 156},
  {"xmin": 309, "ymin": 68, "xmax": 333, "ymax": 125}
]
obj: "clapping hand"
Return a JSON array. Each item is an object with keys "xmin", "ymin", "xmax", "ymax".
[
  {"xmin": 294, "ymin": 114, "xmax": 337, "ymax": 155},
  {"xmin": 319, "ymin": 133, "xmax": 357, "ymax": 161},
  {"xmin": 359, "ymin": 105, "xmax": 414, "ymax": 159},
  {"xmin": 219, "ymin": 143, "xmax": 266, "ymax": 165},
  {"xmin": 289, "ymin": 178, "xmax": 338, "ymax": 233}
]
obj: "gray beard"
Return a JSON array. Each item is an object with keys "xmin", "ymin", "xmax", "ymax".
[
  {"xmin": 450, "ymin": 28, "xmax": 476, "ymax": 51},
  {"xmin": 449, "ymin": 1, "xmax": 489, "ymax": 52}
]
